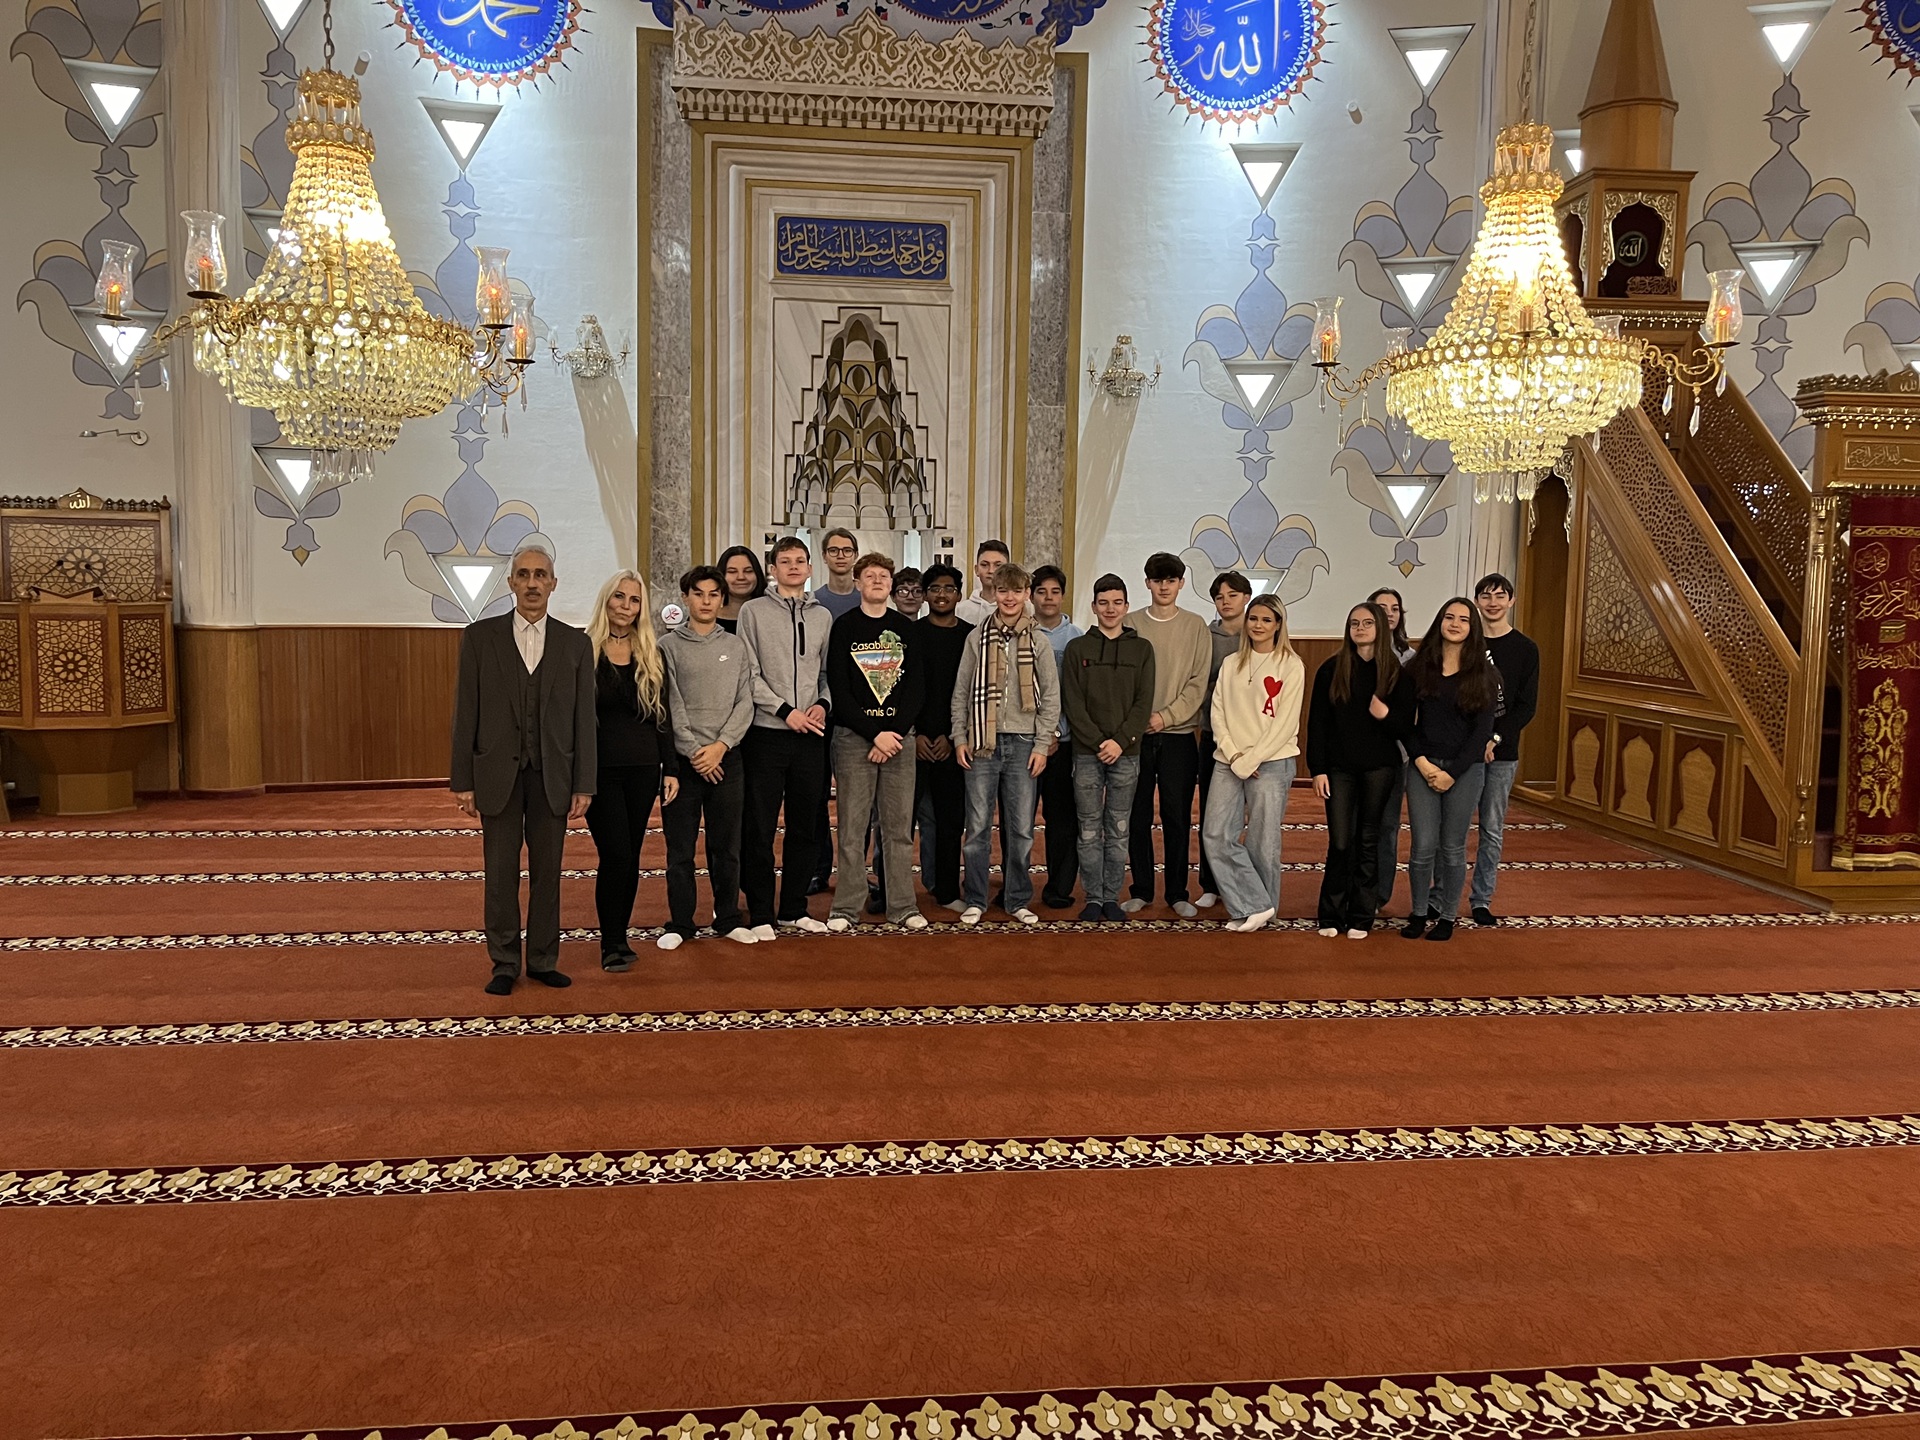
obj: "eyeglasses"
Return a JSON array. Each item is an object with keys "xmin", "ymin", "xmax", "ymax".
[
  {"xmin": 824, "ymin": 546, "xmax": 857, "ymax": 558},
  {"xmin": 926, "ymin": 582, "xmax": 959, "ymax": 595}
]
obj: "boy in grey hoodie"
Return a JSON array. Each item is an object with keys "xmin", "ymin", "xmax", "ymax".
[
  {"xmin": 735, "ymin": 537, "xmax": 835, "ymax": 937},
  {"xmin": 659, "ymin": 565, "xmax": 758, "ymax": 948}
]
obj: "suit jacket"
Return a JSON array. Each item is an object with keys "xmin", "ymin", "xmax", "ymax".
[{"xmin": 450, "ymin": 612, "xmax": 598, "ymax": 817}]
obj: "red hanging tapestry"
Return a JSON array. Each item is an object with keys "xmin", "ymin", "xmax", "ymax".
[{"xmin": 1837, "ymin": 493, "xmax": 1920, "ymax": 869}]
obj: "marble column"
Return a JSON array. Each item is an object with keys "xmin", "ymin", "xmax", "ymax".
[
  {"xmin": 647, "ymin": 43, "xmax": 694, "ymax": 611},
  {"xmin": 1023, "ymin": 66, "xmax": 1074, "ymax": 574},
  {"xmin": 164, "ymin": 0, "xmax": 263, "ymax": 792}
]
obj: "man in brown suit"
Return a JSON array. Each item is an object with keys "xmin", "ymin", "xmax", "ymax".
[{"xmin": 451, "ymin": 543, "xmax": 597, "ymax": 994}]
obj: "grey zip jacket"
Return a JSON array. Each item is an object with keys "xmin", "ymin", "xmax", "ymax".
[
  {"xmin": 737, "ymin": 591, "xmax": 834, "ymax": 729},
  {"xmin": 660, "ymin": 622, "xmax": 756, "ymax": 758}
]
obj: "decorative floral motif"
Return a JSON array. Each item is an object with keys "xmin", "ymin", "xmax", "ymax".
[
  {"xmin": 1856, "ymin": 677, "xmax": 1908, "ymax": 819},
  {"xmin": 1579, "ymin": 523, "xmax": 1688, "ymax": 685},
  {"xmin": 118, "ymin": 614, "xmax": 165, "ymax": 712},
  {"xmin": 31, "ymin": 617, "xmax": 106, "ymax": 715}
]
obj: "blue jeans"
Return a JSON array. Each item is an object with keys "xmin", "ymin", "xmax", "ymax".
[
  {"xmin": 1405, "ymin": 761, "xmax": 1484, "ymax": 920},
  {"xmin": 1073, "ymin": 752, "xmax": 1140, "ymax": 905},
  {"xmin": 963, "ymin": 734, "xmax": 1038, "ymax": 910},
  {"xmin": 1471, "ymin": 759, "xmax": 1518, "ymax": 909},
  {"xmin": 1201, "ymin": 757, "xmax": 1295, "ymax": 921}
]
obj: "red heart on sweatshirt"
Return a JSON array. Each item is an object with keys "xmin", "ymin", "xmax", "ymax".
[{"xmin": 1262, "ymin": 675, "xmax": 1282, "ymax": 716}]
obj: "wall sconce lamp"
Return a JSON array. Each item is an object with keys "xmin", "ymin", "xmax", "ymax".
[
  {"xmin": 550, "ymin": 313, "xmax": 631, "ymax": 380},
  {"xmin": 1088, "ymin": 335, "xmax": 1160, "ymax": 400}
]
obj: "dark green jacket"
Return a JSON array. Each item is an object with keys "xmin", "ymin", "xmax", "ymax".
[{"xmin": 1061, "ymin": 627, "xmax": 1157, "ymax": 756}]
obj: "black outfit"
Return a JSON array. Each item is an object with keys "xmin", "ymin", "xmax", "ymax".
[
  {"xmin": 663, "ymin": 762, "xmax": 745, "ymax": 937},
  {"xmin": 585, "ymin": 656, "xmax": 673, "ymax": 957},
  {"xmin": 743, "ymin": 727, "xmax": 826, "ymax": 925},
  {"xmin": 906, "ymin": 615, "xmax": 972, "ymax": 904},
  {"xmin": 449, "ymin": 614, "xmax": 596, "ymax": 983},
  {"xmin": 1485, "ymin": 630, "xmax": 1541, "ymax": 762},
  {"xmin": 1411, "ymin": 670, "xmax": 1500, "ymax": 776},
  {"xmin": 1038, "ymin": 737, "xmax": 1077, "ymax": 906},
  {"xmin": 1306, "ymin": 654, "xmax": 1413, "ymax": 933}
]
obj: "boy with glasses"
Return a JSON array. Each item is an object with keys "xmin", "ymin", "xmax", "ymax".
[{"xmin": 807, "ymin": 527, "xmax": 863, "ymax": 894}]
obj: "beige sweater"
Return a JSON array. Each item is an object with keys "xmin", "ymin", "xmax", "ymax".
[
  {"xmin": 1210, "ymin": 646, "xmax": 1305, "ymax": 777},
  {"xmin": 1135, "ymin": 607, "xmax": 1212, "ymax": 734}
]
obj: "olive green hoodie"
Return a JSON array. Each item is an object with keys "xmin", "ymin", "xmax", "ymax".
[{"xmin": 1060, "ymin": 626, "xmax": 1157, "ymax": 757}]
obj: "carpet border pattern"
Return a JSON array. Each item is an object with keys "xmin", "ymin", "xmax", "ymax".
[
  {"xmin": 1, "ymin": 911, "xmax": 1904, "ymax": 952},
  {"xmin": 7, "ymin": 986, "xmax": 1917, "ymax": 1051},
  {"xmin": 66, "ymin": 1349, "xmax": 1920, "ymax": 1439},
  {"xmin": 0, "ymin": 822, "xmax": 1572, "ymax": 840},
  {"xmin": 5, "ymin": 1113, "xmax": 1915, "ymax": 1210}
]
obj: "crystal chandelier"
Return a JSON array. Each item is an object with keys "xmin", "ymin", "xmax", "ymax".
[
  {"xmin": 1311, "ymin": 0, "xmax": 1737, "ymax": 503},
  {"xmin": 151, "ymin": 0, "xmax": 528, "ymax": 488}
]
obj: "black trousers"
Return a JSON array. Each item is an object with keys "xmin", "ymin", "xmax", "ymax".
[
  {"xmin": 662, "ymin": 760, "xmax": 745, "ymax": 937},
  {"xmin": 811, "ymin": 722, "xmax": 837, "ymax": 886},
  {"xmin": 1318, "ymin": 766, "xmax": 1394, "ymax": 932},
  {"xmin": 742, "ymin": 727, "xmax": 826, "ymax": 926},
  {"xmin": 1039, "ymin": 737, "xmax": 1079, "ymax": 904},
  {"xmin": 585, "ymin": 763, "xmax": 662, "ymax": 953},
  {"xmin": 917, "ymin": 750, "xmax": 966, "ymax": 904},
  {"xmin": 1128, "ymin": 731, "xmax": 1200, "ymax": 905},
  {"xmin": 1195, "ymin": 731, "xmax": 1219, "ymax": 896},
  {"xmin": 480, "ymin": 765, "xmax": 568, "ymax": 978}
]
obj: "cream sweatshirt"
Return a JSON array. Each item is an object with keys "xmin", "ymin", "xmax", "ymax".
[
  {"xmin": 1136, "ymin": 607, "xmax": 1212, "ymax": 734},
  {"xmin": 1209, "ymin": 646, "xmax": 1305, "ymax": 777}
]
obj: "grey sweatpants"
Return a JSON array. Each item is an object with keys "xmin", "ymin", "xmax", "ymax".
[{"xmin": 831, "ymin": 730, "xmax": 920, "ymax": 924}]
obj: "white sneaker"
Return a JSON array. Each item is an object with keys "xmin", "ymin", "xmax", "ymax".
[
  {"xmin": 1012, "ymin": 907, "xmax": 1040, "ymax": 925},
  {"xmin": 825, "ymin": 916, "xmax": 852, "ymax": 933},
  {"xmin": 724, "ymin": 927, "xmax": 759, "ymax": 944},
  {"xmin": 1196, "ymin": 892, "xmax": 1219, "ymax": 909},
  {"xmin": 1345, "ymin": 928, "xmax": 1369, "ymax": 940},
  {"xmin": 1317, "ymin": 927, "xmax": 1339, "ymax": 938},
  {"xmin": 782, "ymin": 916, "xmax": 830, "ymax": 934},
  {"xmin": 1120, "ymin": 898, "xmax": 1148, "ymax": 914},
  {"xmin": 1172, "ymin": 900, "xmax": 1199, "ymax": 918},
  {"xmin": 959, "ymin": 906, "xmax": 985, "ymax": 926},
  {"xmin": 656, "ymin": 932, "xmax": 684, "ymax": 952},
  {"xmin": 899, "ymin": 913, "xmax": 929, "ymax": 931},
  {"xmin": 1228, "ymin": 908, "xmax": 1276, "ymax": 933},
  {"xmin": 750, "ymin": 924, "xmax": 777, "ymax": 942}
]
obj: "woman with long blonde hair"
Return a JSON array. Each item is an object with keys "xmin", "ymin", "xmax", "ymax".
[
  {"xmin": 584, "ymin": 570, "xmax": 679, "ymax": 969},
  {"xmin": 1201, "ymin": 594, "xmax": 1305, "ymax": 931}
]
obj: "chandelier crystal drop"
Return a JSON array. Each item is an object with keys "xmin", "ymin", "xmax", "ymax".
[
  {"xmin": 1384, "ymin": 122, "xmax": 1644, "ymax": 489},
  {"xmin": 177, "ymin": 58, "xmax": 477, "ymax": 486}
]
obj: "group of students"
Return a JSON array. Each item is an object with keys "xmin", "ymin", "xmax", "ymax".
[{"xmin": 579, "ymin": 531, "xmax": 1539, "ymax": 969}]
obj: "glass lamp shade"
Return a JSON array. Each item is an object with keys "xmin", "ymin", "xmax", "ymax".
[
  {"xmin": 1705, "ymin": 269, "xmax": 1746, "ymax": 346},
  {"xmin": 508, "ymin": 292, "xmax": 536, "ymax": 363},
  {"xmin": 475, "ymin": 246, "xmax": 511, "ymax": 328},
  {"xmin": 1594, "ymin": 315, "xmax": 1624, "ymax": 339},
  {"xmin": 181, "ymin": 210, "xmax": 228, "ymax": 298},
  {"xmin": 1313, "ymin": 296, "xmax": 1343, "ymax": 365},
  {"xmin": 1383, "ymin": 326, "xmax": 1412, "ymax": 357},
  {"xmin": 94, "ymin": 239, "xmax": 138, "ymax": 319}
]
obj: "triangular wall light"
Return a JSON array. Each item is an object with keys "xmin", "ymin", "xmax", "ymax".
[
  {"xmin": 1221, "ymin": 358, "xmax": 1295, "ymax": 423},
  {"xmin": 434, "ymin": 553, "xmax": 508, "ymax": 620},
  {"xmin": 1384, "ymin": 478, "xmax": 1441, "ymax": 528},
  {"xmin": 257, "ymin": 0, "xmax": 314, "ymax": 40},
  {"xmin": 421, "ymin": 96, "xmax": 503, "ymax": 171},
  {"xmin": 1388, "ymin": 26, "xmax": 1473, "ymax": 97},
  {"xmin": 74, "ymin": 308, "xmax": 158, "ymax": 383},
  {"xmin": 1380, "ymin": 257, "xmax": 1455, "ymax": 320},
  {"xmin": 1746, "ymin": 1, "xmax": 1832, "ymax": 72},
  {"xmin": 254, "ymin": 446, "xmax": 322, "ymax": 509},
  {"xmin": 1731, "ymin": 240, "xmax": 1819, "ymax": 311},
  {"xmin": 1230, "ymin": 143, "xmax": 1301, "ymax": 212},
  {"xmin": 62, "ymin": 59, "xmax": 159, "ymax": 142},
  {"xmin": 1554, "ymin": 129, "xmax": 1584, "ymax": 177}
]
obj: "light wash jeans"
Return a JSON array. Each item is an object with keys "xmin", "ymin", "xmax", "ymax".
[
  {"xmin": 1405, "ymin": 761, "xmax": 1485, "ymax": 920},
  {"xmin": 1470, "ymin": 759, "xmax": 1518, "ymax": 910},
  {"xmin": 1073, "ymin": 752, "xmax": 1140, "ymax": 906},
  {"xmin": 1201, "ymin": 756, "xmax": 1295, "ymax": 921},
  {"xmin": 963, "ymin": 734, "xmax": 1038, "ymax": 911}
]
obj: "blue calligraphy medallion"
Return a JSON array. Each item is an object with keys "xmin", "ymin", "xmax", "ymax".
[
  {"xmin": 775, "ymin": 218, "xmax": 950, "ymax": 282},
  {"xmin": 1863, "ymin": 0, "xmax": 1920, "ymax": 81},
  {"xmin": 1148, "ymin": 0, "xmax": 1326, "ymax": 123},
  {"xmin": 387, "ymin": 0, "xmax": 584, "ymax": 88}
]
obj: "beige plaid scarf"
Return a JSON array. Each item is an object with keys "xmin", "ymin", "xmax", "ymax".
[{"xmin": 971, "ymin": 613, "xmax": 1037, "ymax": 749}]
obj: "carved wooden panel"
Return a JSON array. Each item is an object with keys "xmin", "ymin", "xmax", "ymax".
[
  {"xmin": 1689, "ymin": 384, "xmax": 1809, "ymax": 598},
  {"xmin": 1739, "ymin": 763, "xmax": 1780, "ymax": 852},
  {"xmin": 1612, "ymin": 721, "xmax": 1663, "ymax": 824},
  {"xmin": 1669, "ymin": 731, "xmax": 1724, "ymax": 843},
  {"xmin": 3, "ymin": 521, "xmax": 163, "ymax": 601},
  {"xmin": 1567, "ymin": 711, "xmax": 1607, "ymax": 807},
  {"xmin": 32, "ymin": 616, "xmax": 107, "ymax": 716},
  {"xmin": 119, "ymin": 614, "xmax": 167, "ymax": 714},
  {"xmin": 1579, "ymin": 521, "xmax": 1690, "ymax": 687},
  {"xmin": 0, "ymin": 616, "xmax": 18, "ymax": 716},
  {"xmin": 1598, "ymin": 412, "xmax": 1790, "ymax": 758}
]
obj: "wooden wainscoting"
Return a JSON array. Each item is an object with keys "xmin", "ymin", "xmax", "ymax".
[{"xmin": 257, "ymin": 626, "xmax": 463, "ymax": 786}]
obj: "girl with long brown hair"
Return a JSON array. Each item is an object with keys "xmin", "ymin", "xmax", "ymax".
[
  {"xmin": 1400, "ymin": 597, "xmax": 1500, "ymax": 942},
  {"xmin": 1306, "ymin": 601, "xmax": 1413, "ymax": 938}
]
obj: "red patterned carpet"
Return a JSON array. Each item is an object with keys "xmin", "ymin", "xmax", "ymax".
[{"xmin": 3, "ymin": 786, "xmax": 1918, "ymax": 1440}]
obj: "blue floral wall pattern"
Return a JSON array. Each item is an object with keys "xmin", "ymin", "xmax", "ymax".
[
  {"xmin": 1332, "ymin": 97, "xmax": 1474, "ymax": 577},
  {"xmin": 384, "ymin": 175, "xmax": 551, "ymax": 625},
  {"xmin": 1181, "ymin": 212, "xmax": 1328, "ymax": 603},
  {"xmin": 1688, "ymin": 78, "xmax": 1867, "ymax": 472},
  {"xmin": 12, "ymin": 0, "xmax": 168, "ymax": 421}
]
